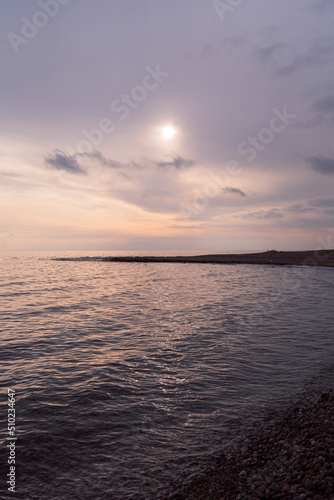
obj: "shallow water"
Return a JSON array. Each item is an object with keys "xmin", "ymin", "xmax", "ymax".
[{"xmin": 1, "ymin": 251, "xmax": 334, "ymax": 499}]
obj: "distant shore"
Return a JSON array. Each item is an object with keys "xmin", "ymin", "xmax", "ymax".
[{"xmin": 96, "ymin": 249, "xmax": 334, "ymax": 268}]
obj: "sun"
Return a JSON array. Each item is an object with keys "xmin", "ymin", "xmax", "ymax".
[{"xmin": 162, "ymin": 125, "xmax": 176, "ymax": 139}]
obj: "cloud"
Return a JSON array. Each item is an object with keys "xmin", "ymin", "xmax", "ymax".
[
  {"xmin": 45, "ymin": 149, "xmax": 129, "ymax": 178},
  {"xmin": 45, "ymin": 150, "xmax": 85, "ymax": 175},
  {"xmin": 288, "ymin": 204, "xmax": 308, "ymax": 214},
  {"xmin": 243, "ymin": 208, "xmax": 284, "ymax": 220},
  {"xmin": 220, "ymin": 35, "xmax": 245, "ymax": 50},
  {"xmin": 278, "ymin": 36, "xmax": 334, "ymax": 76},
  {"xmin": 42, "ymin": 149, "xmax": 201, "ymax": 215},
  {"xmin": 313, "ymin": 95, "xmax": 334, "ymax": 124},
  {"xmin": 156, "ymin": 154, "xmax": 197, "ymax": 170},
  {"xmin": 200, "ymin": 43, "xmax": 218, "ymax": 61},
  {"xmin": 292, "ymin": 115, "xmax": 324, "ymax": 130},
  {"xmin": 310, "ymin": 0, "xmax": 334, "ymax": 12},
  {"xmin": 287, "ymin": 198, "xmax": 334, "ymax": 217},
  {"xmin": 169, "ymin": 224, "xmax": 203, "ymax": 230},
  {"xmin": 308, "ymin": 156, "xmax": 334, "ymax": 175},
  {"xmin": 309, "ymin": 197, "xmax": 334, "ymax": 208},
  {"xmin": 223, "ymin": 187, "xmax": 246, "ymax": 197},
  {"xmin": 256, "ymin": 43, "xmax": 282, "ymax": 63},
  {"xmin": 293, "ymin": 94, "xmax": 334, "ymax": 130},
  {"xmin": 0, "ymin": 171, "xmax": 23, "ymax": 179},
  {"xmin": 315, "ymin": 95, "xmax": 334, "ymax": 113},
  {"xmin": 228, "ymin": 197, "xmax": 334, "ymax": 224},
  {"xmin": 78, "ymin": 150, "xmax": 122, "ymax": 170}
]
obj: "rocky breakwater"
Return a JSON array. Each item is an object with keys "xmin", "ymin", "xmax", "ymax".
[{"xmin": 102, "ymin": 250, "xmax": 334, "ymax": 268}]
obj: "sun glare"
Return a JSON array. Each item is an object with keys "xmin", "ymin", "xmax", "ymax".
[{"xmin": 162, "ymin": 125, "xmax": 176, "ymax": 139}]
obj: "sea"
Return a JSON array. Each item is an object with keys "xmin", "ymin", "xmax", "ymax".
[{"xmin": 1, "ymin": 250, "xmax": 334, "ymax": 499}]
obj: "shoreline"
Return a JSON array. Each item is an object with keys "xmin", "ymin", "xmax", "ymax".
[
  {"xmin": 56, "ymin": 249, "xmax": 334, "ymax": 268},
  {"xmin": 175, "ymin": 391, "xmax": 334, "ymax": 500}
]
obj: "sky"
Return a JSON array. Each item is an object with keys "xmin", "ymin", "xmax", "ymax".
[{"xmin": 1, "ymin": 0, "xmax": 334, "ymax": 252}]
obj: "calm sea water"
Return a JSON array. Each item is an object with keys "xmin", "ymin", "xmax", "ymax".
[{"xmin": 1, "ymin": 251, "xmax": 334, "ymax": 499}]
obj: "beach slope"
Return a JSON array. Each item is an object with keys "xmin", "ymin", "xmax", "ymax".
[{"xmin": 177, "ymin": 392, "xmax": 334, "ymax": 500}]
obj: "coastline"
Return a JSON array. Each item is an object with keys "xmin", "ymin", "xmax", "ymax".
[
  {"xmin": 175, "ymin": 391, "xmax": 334, "ymax": 500},
  {"xmin": 95, "ymin": 249, "xmax": 334, "ymax": 268}
]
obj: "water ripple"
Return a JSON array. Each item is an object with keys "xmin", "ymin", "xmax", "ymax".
[{"xmin": 1, "ymin": 251, "xmax": 334, "ymax": 499}]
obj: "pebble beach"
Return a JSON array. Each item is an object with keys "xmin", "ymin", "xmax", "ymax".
[{"xmin": 176, "ymin": 391, "xmax": 334, "ymax": 500}]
